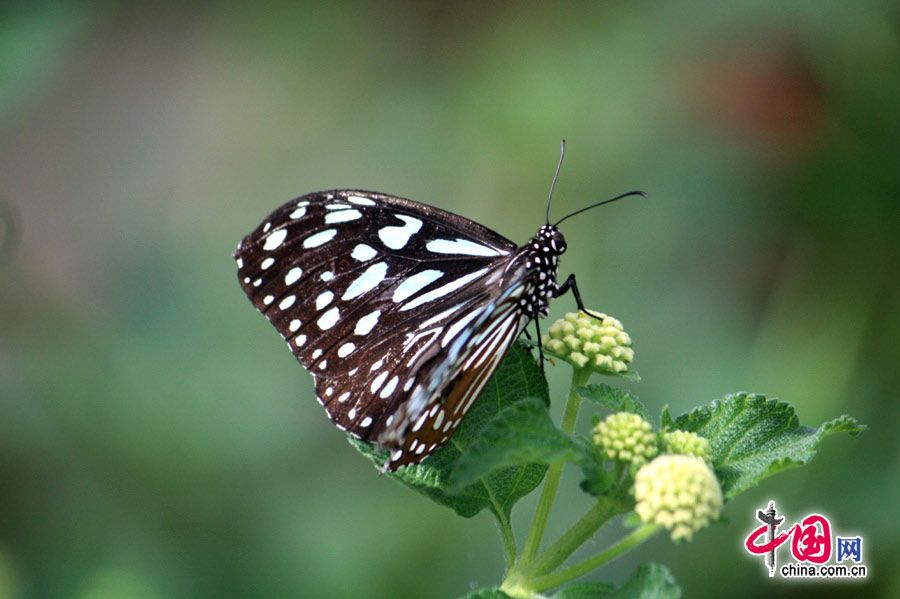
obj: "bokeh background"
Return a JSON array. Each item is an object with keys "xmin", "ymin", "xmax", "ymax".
[{"xmin": 1, "ymin": 2, "xmax": 897, "ymax": 597}]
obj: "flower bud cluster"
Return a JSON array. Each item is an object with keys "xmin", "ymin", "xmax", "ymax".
[
  {"xmin": 592, "ymin": 412, "xmax": 657, "ymax": 469},
  {"xmin": 542, "ymin": 311, "xmax": 633, "ymax": 374},
  {"xmin": 662, "ymin": 430, "xmax": 712, "ymax": 463},
  {"xmin": 634, "ymin": 455, "xmax": 723, "ymax": 541}
]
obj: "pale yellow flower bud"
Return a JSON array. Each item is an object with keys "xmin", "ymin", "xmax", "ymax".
[
  {"xmin": 542, "ymin": 310, "xmax": 634, "ymax": 374},
  {"xmin": 662, "ymin": 430, "xmax": 712, "ymax": 464},
  {"xmin": 592, "ymin": 412, "xmax": 658, "ymax": 469},
  {"xmin": 634, "ymin": 455, "xmax": 723, "ymax": 542}
]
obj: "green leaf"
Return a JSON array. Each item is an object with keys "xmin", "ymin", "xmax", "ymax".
[
  {"xmin": 350, "ymin": 341, "xmax": 550, "ymax": 518},
  {"xmin": 448, "ymin": 397, "xmax": 580, "ymax": 492},
  {"xmin": 660, "ymin": 405, "xmax": 674, "ymax": 429},
  {"xmin": 577, "ymin": 384, "xmax": 649, "ymax": 421},
  {"xmin": 552, "ymin": 564, "xmax": 680, "ymax": 598},
  {"xmin": 607, "ymin": 563, "xmax": 681, "ymax": 598},
  {"xmin": 609, "ymin": 369, "xmax": 641, "ymax": 382},
  {"xmin": 552, "ymin": 581, "xmax": 614, "ymax": 598},
  {"xmin": 575, "ymin": 437, "xmax": 614, "ymax": 496},
  {"xmin": 670, "ymin": 392, "xmax": 866, "ymax": 500}
]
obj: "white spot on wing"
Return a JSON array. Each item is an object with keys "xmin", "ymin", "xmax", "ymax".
[
  {"xmin": 348, "ymin": 195, "xmax": 376, "ymax": 206},
  {"xmin": 351, "ymin": 244, "xmax": 377, "ymax": 261},
  {"xmin": 392, "ymin": 269, "xmax": 443, "ymax": 303},
  {"xmin": 263, "ymin": 295, "xmax": 274, "ymax": 305},
  {"xmin": 343, "ymin": 262, "xmax": 387, "ymax": 299},
  {"xmin": 379, "ymin": 376, "xmax": 399, "ymax": 398},
  {"xmin": 426, "ymin": 238, "xmax": 503, "ymax": 257},
  {"xmin": 337, "ymin": 342, "xmax": 355, "ymax": 357},
  {"xmin": 378, "ymin": 215, "xmax": 422, "ymax": 249},
  {"xmin": 401, "ymin": 268, "xmax": 490, "ymax": 311},
  {"xmin": 285, "ymin": 267, "xmax": 303, "ymax": 286},
  {"xmin": 279, "ymin": 295, "xmax": 296, "ymax": 309},
  {"xmin": 412, "ymin": 412, "xmax": 428, "ymax": 432},
  {"xmin": 289, "ymin": 319, "xmax": 301, "ymax": 332},
  {"xmin": 263, "ymin": 228, "xmax": 287, "ymax": 250},
  {"xmin": 417, "ymin": 303, "xmax": 464, "ymax": 329},
  {"xmin": 295, "ymin": 334, "xmax": 307, "ymax": 346},
  {"xmin": 325, "ymin": 209, "xmax": 362, "ymax": 224},
  {"xmin": 303, "ymin": 229, "xmax": 337, "ymax": 248},
  {"xmin": 320, "ymin": 271, "xmax": 334, "ymax": 281},
  {"xmin": 316, "ymin": 291, "xmax": 334, "ymax": 310},
  {"xmin": 354, "ymin": 310, "xmax": 381, "ymax": 335},
  {"xmin": 317, "ymin": 307, "xmax": 340, "ymax": 329},
  {"xmin": 289, "ymin": 207, "xmax": 306, "ymax": 219},
  {"xmin": 371, "ymin": 371, "xmax": 388, "ymax": 393},
  {"xmin": 442, "ymin": 307, "xmax": 484, "ymax": 347},
  {"xmin": 261, "ymin": 257, "xmax": 275, "ymax": 270}
]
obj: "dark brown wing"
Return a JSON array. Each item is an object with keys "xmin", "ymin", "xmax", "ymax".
[{"xmin": 234, "ymin": 190, "xmax": 520, "ymax": 446}]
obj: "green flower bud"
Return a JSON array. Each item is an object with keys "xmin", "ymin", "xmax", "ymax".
[
  {"xmin": 592, "ymin": 412, "xmax": 658, "ymax": 469},
  {"xmin": 542, "ymin": 310, "xmax": 634, "ymax": 374},
  {"xmin": 634, "ymin": 455, "xmax": 723, "ymax": 542},
  {"xmin": 662, "ymin": 430, "xmax": 712, "ymax": 464}
]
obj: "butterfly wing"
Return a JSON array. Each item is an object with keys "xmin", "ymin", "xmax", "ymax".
[
  {"xmin": 234, "ymin": 190, "xmax": 525, "ymax": 460},
  {"xmin": 378, "ymin": 278, "xmax": 533, "ymax": 469}
]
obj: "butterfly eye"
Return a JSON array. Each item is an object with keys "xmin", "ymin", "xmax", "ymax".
[{"xmin": 550, "ymin": 230, "xmax": 567, "ymax": 254}]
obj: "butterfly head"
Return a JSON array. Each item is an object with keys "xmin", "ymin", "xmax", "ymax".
[{"xmin": 538, "ymin": 224, "xmax": 567, "ymax": 255}]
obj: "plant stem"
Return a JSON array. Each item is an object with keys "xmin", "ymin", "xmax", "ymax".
[
  {"xmin": 529, "ymin": 523, "xmax": 661, "ymax": 593},
  {"xmin": 522, "ymin": 493, "xmax": 630, "ymax": 578},
  {"xmin": 497, "ymin": 512, "xmax": 518, "ymax": 569},
  {"xmin": 520, "ymin": 368, "xmax": 591, "ymax": 564}
]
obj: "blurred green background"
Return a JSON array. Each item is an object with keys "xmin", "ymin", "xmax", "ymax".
[{"xmin": 1, "ymin": 1, "xmax": 897, "ymax": 597}]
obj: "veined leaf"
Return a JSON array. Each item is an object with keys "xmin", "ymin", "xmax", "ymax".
[
  {"xmin": 577, "ymin": 384, "xmax": 649, "ymax": 421},
  {"xmin": 448, "ymin": 396, "xmax": 580, "ymax": 493},
  {"xmin": 351, "ymin": 341, "xmax": 549, "ymax": 518},
  {"xmin": 669, "ymin": 392, "xmax": 865, "ymax": 499}
]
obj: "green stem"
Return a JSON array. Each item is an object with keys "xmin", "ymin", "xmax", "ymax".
[
  {"xmin": 523, "ymin": 493, "xmax": 630, "ymax": 578},
  {"xmin": 529, "ymin": 523, "xmax": 661, "ymax": 592},
  {"xmin": 497, "ymin": 513, "xmax": 518, "ymax": 569},
  {"xmin": 520, "ymin": 368, "xmax": 591, "ymax": 564}
]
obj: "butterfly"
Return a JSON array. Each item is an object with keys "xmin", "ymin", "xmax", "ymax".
[{"xmin": 233, "ymin": 142, "xmax": 643, "ymax": 470}]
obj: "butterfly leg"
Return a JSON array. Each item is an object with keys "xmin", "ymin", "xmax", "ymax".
[
  {"xmin": 533, "ymin": 317, "xmax": 546, "ymax": 378},
  {"xmin": 555, "ymin": 273, "xmax": 603, "ymax": 322}
]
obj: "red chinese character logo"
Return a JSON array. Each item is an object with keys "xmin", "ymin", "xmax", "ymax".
[
  {"xmin": 744, "ymin": 503, "xmax": 834, "ymax": 576},
  {"xmin": 745, "ymin": 523, "xmax": 791, "ymax": 554},
  {"xmin": 790, "ymin": 514, "xmax": 832, "ymax": 563}
]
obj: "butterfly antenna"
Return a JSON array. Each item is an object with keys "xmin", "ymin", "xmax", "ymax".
[
  {"xmin": 554, "ymin": 190, "xmax": 647, "ymax": 226},
  {"xmin": 545, "ymin": 139, "xmax": 566, "ymax": 225}
]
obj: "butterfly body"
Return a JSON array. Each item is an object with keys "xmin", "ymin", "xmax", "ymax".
[{"xmin": 235, "ymin": 190, "xmax": 569, "ymax": 470}]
